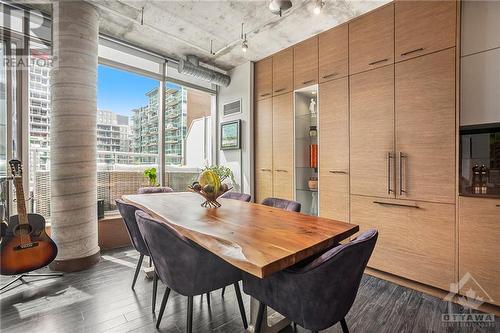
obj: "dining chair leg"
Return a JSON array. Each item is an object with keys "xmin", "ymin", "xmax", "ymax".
[
  {"xmin": 156, "ymin": 287, "xmax": 171, "ymax": 328},
  {"xmin": 187, "ymin": 296, "xmax": 194, "ymax": 333},
  {"xmin": 206, "ymin": 292, "xmax": 211, "ymax": 307},
  {"xmin": 152, "ymin": 272, "xmax": 158, "ymax": 313},
  {"xmin": 340, "ymin": 318, "xmax": 349, "ymax": 333},
  {"xmin": 233, "ymin": 282, "xmax": 248, "ymax": 329},
  {"xmin": 149, "ymin": 256, "xmax": 152, "ymax": 267},
  {"xmin": 132, "ymin": 254, "xmax": 144, "ymax": 290},
  {"xmin": 293, "ymin": 322, "xmax": 297, "ymax": 332},
  {"xmin": 221, "ymin": 286, "xmax": 226, "ymax": 298},
  {"xmin": 255, "ymin": 302, "xmax": 266, "ymax": 333}
]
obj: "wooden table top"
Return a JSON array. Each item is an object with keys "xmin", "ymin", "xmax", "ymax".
[{"xmin": 122, "ymin": 192, "xmax": 359, "ymax": 278}]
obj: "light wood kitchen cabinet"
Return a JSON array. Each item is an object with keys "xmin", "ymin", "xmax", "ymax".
[
  {"xmin": 319, "ymin": 24, "xmax": 348, "ymax": 83},
  {"xmin": 351, "ymin": 195, "xmax": 456, "ymax": 290},
  {"xmin": 349, "ymin": 4, "xmax": 394, "ymax": 75},
  {"xmin": 395, "ymin": 0, "xmax": 456, "ymax": 62},
  {"xmin": 319, "ymin": 78, "xmax": 349, "ymax": 222},
  {"xmin": 272, "ymin": 48, "xmax": 294, "ymax": 96},
  {"xmin": 294, "ymin": 36, "xmax": 318, "ymax": 89},
  {"xmin": 395, "ymin": 48, "xmax": 456, "ymax": 204},
  {"xmin": 459, "ymin": 196, "xmax": 500, "ymax": 306},
  {"xmin": 255, "ymin": 57, "xmax": 273, "ymax": 101},
  {"xmin": 350, "ymin": 65, "xmax": 395, "ymax": 198},
  {"xmin": 272, "ymin": 93, "xmax": 294, "ymax": 200},
  {"xmin": 255, "ymin": 98, "xmax": 273, "ymax": 202}
]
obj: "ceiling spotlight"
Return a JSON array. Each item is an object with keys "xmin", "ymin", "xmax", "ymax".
[
  {"xmin": 241, "ymin": 23, "xmax": 248, "ymax": 53},
  {"xmin": 314, "ymin": 0, "xmax": 325, "ymax": 15},
  {"xmin": 269, "ymin": 0, "xmax": 292, "ymax": 16}
]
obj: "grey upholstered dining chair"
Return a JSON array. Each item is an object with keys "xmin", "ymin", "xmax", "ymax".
[
  {"xmin": 115, "ymin": 199, "xmax": 160, "ymax": 313},
  {"xmin": 262, "ymin": 197, "xmax": 301, "ymax": 212},
  {"xmin": 135, "ymin": 210, "xmax": 248, "ymax": 332},
  {"xmin": 243, "ymin": 229, "xmax": 378, "ymax": 333},
  {"xmin": 137, "ymin": 186, "xmax": 173, "ymax": 194},
  {"xmin": 220, "ymin": 191, "xmax": 252, "ymax": 202}
]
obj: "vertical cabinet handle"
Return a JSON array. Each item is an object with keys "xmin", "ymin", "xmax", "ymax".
[
  {"xmin": 387, "ymin": 152, "xmax": 393, "ymax": 194},
  {"xmin": 399, "ymin": 152, "xmax": 406, "ymax": 195}
]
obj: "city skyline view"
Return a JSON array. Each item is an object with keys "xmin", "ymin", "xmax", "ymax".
[{"xmin": 97, "ymin": 64, "xmax": 158, "ymax": 117}]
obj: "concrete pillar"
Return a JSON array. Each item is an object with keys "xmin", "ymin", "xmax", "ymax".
[{"xmin": 49, "ymin": 1, "xmax": 100, "ymax": 271}]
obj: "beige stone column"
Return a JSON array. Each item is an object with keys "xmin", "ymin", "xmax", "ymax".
[{"xmin": 49, "ymin": 0, "xmax": 100, "ymax": 271}]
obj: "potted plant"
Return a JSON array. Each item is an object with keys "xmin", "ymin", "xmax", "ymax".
[{"xmin": 144, "ymin": 167, "xmax": 158, "ymax": 187}]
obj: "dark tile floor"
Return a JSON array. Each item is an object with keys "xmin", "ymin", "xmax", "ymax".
[{"xmin": 1, "ymin": 247, "xmax": 498, "ymax": 333}]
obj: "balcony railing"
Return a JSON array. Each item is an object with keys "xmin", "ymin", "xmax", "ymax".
[{"xmin": 29, "ymin": 147, "xmax": 200, "ymax": 221}]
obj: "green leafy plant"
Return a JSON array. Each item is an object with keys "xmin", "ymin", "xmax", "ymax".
[
  {"xmin": 144, "ymin": 167, "xmax": 158, "ymax": 187},
  {"xmin": 201, "ymin": 165, "xmax": 239, "ymax": 191}
]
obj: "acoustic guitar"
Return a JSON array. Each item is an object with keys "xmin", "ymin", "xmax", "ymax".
[{"xmin": 0, "ymin": 160, "xmax": 58, "ymax": 275}]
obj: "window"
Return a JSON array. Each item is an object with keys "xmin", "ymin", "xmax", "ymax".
[
  {"xmin": 97, "ymin": 64, "xmax": 160, "ymax": 213},
  {"xmin": 162, "ymin": 82, "xmax": 213, "ymax": 190},
  {"xmin": 164, "ymin": 82, "xmax": 213, "ymax": 168},
  {"xmin": 29, "ymin": 44, "xmax": 52, "ymax": 220}
]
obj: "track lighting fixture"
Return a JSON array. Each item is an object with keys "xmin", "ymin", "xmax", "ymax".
[
  {"xmin": 314, "ymin": 0, "xmax": 325, "ymax": 15},
  {"xmin": 241, "ymin": 23, "xmax": 248, "ymax": 53},
  {"xmin": 269, "ymin": 0, "xmax": 292, "ymax": 16}
]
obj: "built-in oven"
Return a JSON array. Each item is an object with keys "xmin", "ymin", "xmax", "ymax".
[{"xmin": 460, "ymin": 125, "xmax": 500, "ymax": 198}]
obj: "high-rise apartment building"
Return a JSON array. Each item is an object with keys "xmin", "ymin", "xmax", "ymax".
[
  {"xmin": 132, "ymin": 84, "xmax": 187, "ymax": 165},
  {"xmin": 97, "ymin": 110, "xmax": 132, "ymax": 164},
  {"xmin": 28, "ymin": 61, "xmax": 51, "ymax": 171}
]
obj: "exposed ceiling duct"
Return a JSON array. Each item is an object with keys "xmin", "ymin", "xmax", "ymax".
[{"xmin": 178, "ymin": 55, "xmax": 231, "ymax": 87}]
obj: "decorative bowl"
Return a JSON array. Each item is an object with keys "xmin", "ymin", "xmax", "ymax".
[{"xmin": 188, "ymin": 185, "xmax": 232, "ymax": 208}]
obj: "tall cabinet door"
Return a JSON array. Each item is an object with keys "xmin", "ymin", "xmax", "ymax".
[
  {"xmin": 293, "ymin": 36, "xmax": 318, "ymax": 89},
  {"xmin": 255, "ymin": 57, "xmax": 273, "ymax": 101},
  {"xmin": 255, "ymin": 98, "xmax": 273, "ymax": 203},
  {"xmin": 350, "ymin": 65, "xmax": 395, "ymax": 198},
  {"xmin": 319, "ymin": 24, "xmax": 348, "ymax": 82},
  {"xmin": 272, "ymin": 49, "xmax": 294, "ymax": 96},
  {"xmin": 272, "ymin": 93, "xmax": 294, "ymax": 200},
  {"xmin": 319, "ymin": 78, "xmax": 349, "ymax": 222},
  {"xmin": 395, "ymin": 0, "xmax": 456, "ymax": 62},
  {"xmin": 349, "ymin": 4, "xmax": 394, "ymax": 75},
  {"xmin": 395, "ymin": 48, "xmax": 456, "ymax": 204}
]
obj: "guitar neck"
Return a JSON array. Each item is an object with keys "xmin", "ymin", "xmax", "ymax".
[{"xmin": 13, "ymin": 177, "xmax": 29, "ymax": 225}]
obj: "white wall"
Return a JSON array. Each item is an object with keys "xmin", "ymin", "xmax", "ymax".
[
  {"xmin": 186, "ymin": 116, "xmax": 211, "ymax": 168},
  {"xmin": 217, "ymin": 62, "xmax": 254, "ymax": 196}
]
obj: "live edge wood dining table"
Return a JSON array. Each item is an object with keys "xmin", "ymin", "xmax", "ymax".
[{"xmin": 123, "ymin": 192, "xmax": 359, "ymax": 333}]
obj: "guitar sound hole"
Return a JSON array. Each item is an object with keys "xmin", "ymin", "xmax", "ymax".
[{"xmin": 13, "ymin": 224, "xmax": 33, "ymax": 236}]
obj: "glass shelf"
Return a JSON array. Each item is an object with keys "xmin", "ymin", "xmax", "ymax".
[
  {"xmin": 296, "ymin": 188, "xmax": 318, "ymax": 192},
  {"xmin": 295, "ymin": 113, "xmax": 318, "ymax": 119}
]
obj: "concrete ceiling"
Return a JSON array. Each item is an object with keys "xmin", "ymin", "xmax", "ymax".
[{"xmin": 28, "ymin": 0, "xmax": 390, "ymax": 71}]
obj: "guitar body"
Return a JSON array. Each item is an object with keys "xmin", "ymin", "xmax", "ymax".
[{"xmin": 0, "ymin": 213, "xmax": 58, "ymax": 275}]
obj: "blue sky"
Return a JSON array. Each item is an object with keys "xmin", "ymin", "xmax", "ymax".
[{"xmin": 97, "ymin": 64, "xmax": 159, "ymax": 116}]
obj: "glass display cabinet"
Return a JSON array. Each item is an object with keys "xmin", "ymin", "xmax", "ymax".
[{"xmin": 294, "ymin": 85, "xmax": 319, "ymax": 216}]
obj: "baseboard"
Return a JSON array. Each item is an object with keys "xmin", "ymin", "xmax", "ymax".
[{"xmin": 364, "ymin": 267, "xmax": 500, "ymax": 316}]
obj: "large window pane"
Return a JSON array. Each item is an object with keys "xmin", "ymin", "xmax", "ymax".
[
  {"xmin": 29, "ymin": 44, "xmax": 51, "ymax": 220},
  {"xmin": 97, "ymin": 64, "xmax": 159, "ymax": 213},
  {"xmin": 163, "ymin": 82, "xmax": 213, "ymax": 189}
]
